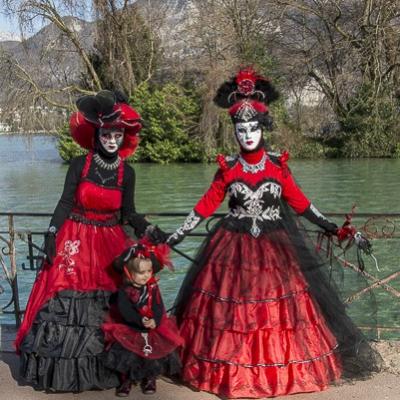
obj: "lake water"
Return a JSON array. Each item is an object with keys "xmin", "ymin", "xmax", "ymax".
[{"xmin": 0, "ymin": 135, "xmax": 399, "ymax": 338}]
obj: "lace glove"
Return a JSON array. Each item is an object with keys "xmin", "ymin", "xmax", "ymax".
[
  {"xmin": 43, "ymin": 226, "xmax": 57, "ymax": 265},
  {"xmin": 166, "ymin": 210, "xmax": 204, "ymax": 247},
  {"xmin": 301, "ymin": 204, "xmax": 338, "ymax": 234}
]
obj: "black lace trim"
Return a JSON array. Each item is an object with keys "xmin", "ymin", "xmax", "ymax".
[
  {"xmin": 194, "ymin": 344, "xmax": 339, "ymax": 368},
  {"xmin": 193, "ymin": 287, "xmax": 309, "ymax": 304}
]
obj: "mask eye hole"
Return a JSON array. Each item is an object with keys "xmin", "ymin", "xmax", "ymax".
[
  {"xmin": 101, "ymin": 133, "xmax": 112, "ymax": 141},
  {"xmin": 251, "ymin": 124, "xmax": 259, "ymax": 132}
]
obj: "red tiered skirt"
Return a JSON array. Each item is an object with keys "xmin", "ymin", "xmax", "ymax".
[
  {"xmin": 178, "ymin": 227, "xmax": 342, "ymax": 398},
  {"xmin": 103, "ymin": 313, "xmax": 184, "ymax": 360}
]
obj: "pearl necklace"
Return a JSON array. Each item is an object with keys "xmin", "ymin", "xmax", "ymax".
[
  {"xmin": 238, "ymin": 153, "xmax": 268, "ymax": 174},
  {"xmin": 93, "ymin": 152, "xmax": 121, "ymax": 170}
]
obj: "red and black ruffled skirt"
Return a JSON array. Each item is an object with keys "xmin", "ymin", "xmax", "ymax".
[
  {"xmin": 175, "ymin": 225, "xmax": 342, "ymax": 398},
  {"xmin": 16, "ymin": 218, "xmax": 134, "ymax": 392},
  {"xmin": 102, "ymin": 312, "xmax": 183, "ymax": 381}
]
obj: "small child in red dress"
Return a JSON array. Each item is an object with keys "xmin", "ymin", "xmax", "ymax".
[{"xmin": 102, "ymin": 242, "xmax": 183, "ymax": 397}]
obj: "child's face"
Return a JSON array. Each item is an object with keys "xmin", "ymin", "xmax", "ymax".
[{"xmin": 131, "ymin": 259, "xmax": 153, "ymax": 286}]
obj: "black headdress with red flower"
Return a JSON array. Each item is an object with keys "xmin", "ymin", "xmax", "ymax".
[
  {"xmin": 70, "ymin": 90, "xmax": 142, "ymax": 159},
  {"xmin": 213, "ymin": 67, "xmax": 279, "ymax": 127}
]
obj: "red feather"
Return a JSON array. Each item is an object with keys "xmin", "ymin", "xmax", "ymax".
[{"xmin": 138, "ymin": 237, "xmax": 173, "ymax": 271}]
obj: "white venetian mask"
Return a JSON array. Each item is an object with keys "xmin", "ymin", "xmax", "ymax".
[
  {"xmin": 235, "ymin": 121, "xmax": 262, "ymax": 151},
  {"xmin": 99, "ymin": 128, "xmax": 124, "ymax": 154}
]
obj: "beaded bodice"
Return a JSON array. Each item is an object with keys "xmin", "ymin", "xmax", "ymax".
[
  {"xmin": 193, "ymin": 150, "xmax": 311, "ymax": 238},
  {"xmin": 226, "ymin": 179, "xmax": 282, "ymax": 237}
]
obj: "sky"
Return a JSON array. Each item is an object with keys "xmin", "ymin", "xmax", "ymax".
[
  {"xmin": 0, "ymin": 11, "xmax": 18, "ymax": 34},
  {"xmin": 0, "ymin": 4, "xmax": 93, "ymax": 39}
]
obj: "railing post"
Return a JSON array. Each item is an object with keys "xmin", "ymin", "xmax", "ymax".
[
  {"xmin": 27, "ymin": 232, "xmax": 34, "ymax": 270},
  {"xmin": 8, "ymin": 215, "xmax": 21, "ymax": 327}
]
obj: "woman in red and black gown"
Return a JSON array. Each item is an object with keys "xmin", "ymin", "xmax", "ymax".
[
  {"xmin": 15, "ymin": 91, "xmax": 163, "ymax": 392},
  {"xmin": 167, "ymin": 69, "xmax": 379, "ymax": 398}
]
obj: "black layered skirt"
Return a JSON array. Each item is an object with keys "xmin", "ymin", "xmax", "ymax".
[
  {"xmin": 19, "ymin": 290, "xmax": 120, "ymax": 392},
  {"xmin": 103, "ymin": 342, "xmax": 181, "ymax": 382}
]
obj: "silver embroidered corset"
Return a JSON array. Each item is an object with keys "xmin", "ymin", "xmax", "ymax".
[{"xmin": 225, "ymin": 180, "xmax": 282, "ymax": 237}]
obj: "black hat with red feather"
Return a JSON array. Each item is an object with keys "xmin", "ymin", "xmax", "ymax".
[
  {"xmin": 213, "ymin": 67, "xmax": 279, "ymax": 128},
  {"xmin": 70, "ymin": 90, "xmax": 142, "ymax": 159}
]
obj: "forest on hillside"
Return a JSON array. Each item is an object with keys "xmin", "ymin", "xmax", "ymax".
[{"xmin": 1, "ymin": 0, "xmax": 400, "ymax": 162}]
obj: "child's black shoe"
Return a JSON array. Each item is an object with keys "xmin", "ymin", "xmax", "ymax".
[
  {"xmin": 116, "ymin": 379, "xmax": 132, "ymax": 397},
  {"xmin": 141, "ymin": 377, "xmax": 156, "ymax": 394}
]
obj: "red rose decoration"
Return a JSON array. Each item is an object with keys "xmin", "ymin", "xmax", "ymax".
[{"xmin": 238, "ymin": 79, "xmax": 255, "ymax": 96}]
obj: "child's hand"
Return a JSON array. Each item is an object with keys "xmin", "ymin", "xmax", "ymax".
[{"xmin": 142, "ymin": 317, "xmax": 156, "ymax": 329}]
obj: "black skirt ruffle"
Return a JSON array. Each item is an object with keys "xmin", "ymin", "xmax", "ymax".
[
  {"xmin": 19, "ymin": 290, "xmax": 120, "ymax": 392},
  {"xmin": 103, "ymin": 342, "xmax": 181, "ymax": 382}
]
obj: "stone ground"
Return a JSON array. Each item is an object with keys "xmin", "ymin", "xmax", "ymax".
[
  {"xmin": 1, "ymin": 352, "xmax": 399, "ymax": 400},
  {"xmin": 1, "ymin": 325, "xmax": 399, "ymax": 399}
]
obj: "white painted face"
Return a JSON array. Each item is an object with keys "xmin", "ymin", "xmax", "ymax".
[
  {"xmin": 235, "ymin": 121, "xmax": 262, "ymax": 151},
  {"xmin": 99, "ymin": 128, "xmax": 124, "ymax": 154}
]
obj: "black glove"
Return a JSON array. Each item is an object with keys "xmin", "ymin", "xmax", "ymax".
[
  {"xmin": 301, "ymin": 204, "xmax": 338, "ymax": 234},
  {"xmin": 43, "ymin": 231, "xmax": 56, "ymax": 265},
  {"xmin": 128, "ymin": 212, "xmax": 150, "ymax": 238},
  {"xmin": 145, "ymin": 225, "xmax": 169, "ymax": 245}
]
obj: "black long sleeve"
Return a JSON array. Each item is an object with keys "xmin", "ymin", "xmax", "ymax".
[
  {"xmin": 117, "ymin": 288, "xmax": 145, "ymax": 330},
  {"xmin": 121, "ymin": 164, "xmax": 135, "ymax": 222},
  {"xmin": 122, "ymin": 164, "xmax": 151, "ymax": 236},
  {"xmin": 117, "ymin": 285, "xmax": 165, "ymax": 330},
  {"xmin": 49, "ymin": 155, "xmax": 86, "ymax": 230},
  {"xmin": 301, "ymin": 204, "xmax": 338, "ymax": 233},
  {"xmin": 151, "ymin": 286, "xmax": 164, "ymax": 327}
]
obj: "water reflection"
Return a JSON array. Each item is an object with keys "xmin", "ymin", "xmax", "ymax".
[{"xmin": 0, "ymin": 135, "xmax": 399, "ymax": 337}]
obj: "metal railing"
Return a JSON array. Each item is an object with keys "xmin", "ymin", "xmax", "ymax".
[{"xmin": 1, "ymin": 211, "xmax": 399, "ymax": 338}]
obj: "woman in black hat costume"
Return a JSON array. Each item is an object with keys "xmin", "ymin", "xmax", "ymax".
[{"xmin": 15, "ymin": 91, "xmax": 163, "ymax": 392}]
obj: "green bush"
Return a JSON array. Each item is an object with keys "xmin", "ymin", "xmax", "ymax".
[
  {"xmin": 291, "ymin": 140, "xmax": 326, "ymax": 159},
  {"xmin": 57, "ymin": 123, "xmax": 87, "ymax": 162},
  {"xmin": 394, "ymin": 143, "xmax": 400, "ymax": 158},
  {"xmin": 57, "ymin": 83, "xmax": 205, "ymax": 163},
  {"xmin": 129, "ymin": 83, "xmax": 205, "ymax": 163},
  {"xmin": 339, "ymin": 84, "xmax": 400, "ymax": 158}
]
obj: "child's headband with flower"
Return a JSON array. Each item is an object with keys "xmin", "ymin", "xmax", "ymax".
[{"xmin": 113, "ymin": 238, "xmax": 173, "ymax": 276}]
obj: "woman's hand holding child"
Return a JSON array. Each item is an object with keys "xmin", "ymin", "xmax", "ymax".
[{"xmin": 142, "ymin": 317, "xmax": 156, "ymax": 329}]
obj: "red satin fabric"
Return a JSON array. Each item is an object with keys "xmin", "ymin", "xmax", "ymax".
[
  {"xmin": 103, "ymin": 314, "xmax": 184, "ymax": 360},
  {"xmin": 15, "ymin": 155, "xmax": 134, "ymax": 351},
  {"xmin": 178, "ymin": 228, "xmax": 342, "ymax": 398}
]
